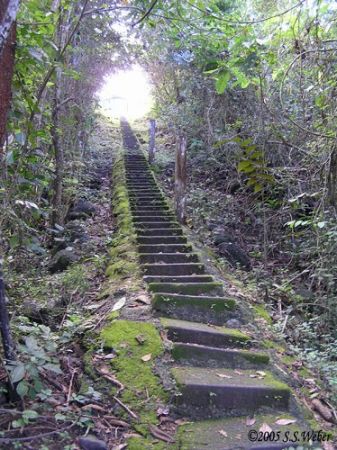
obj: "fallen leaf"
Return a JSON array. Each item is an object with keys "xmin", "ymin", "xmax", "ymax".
[
  {"xmin": 256, "ymin": 371, "xmax": 266, "ymax": 377},
  {"xmin": 234, "ymin": 370, "xmax": 243, "ymax": 375},
  {"xmin": 259, "ymin": 423, "xmax": 272, "ymax": 433},
  {"xmin": 157, "ymin": 406, "xmax": 169, "ymax": 416},
  {"xmin": 141, "ymin": 353, "xmax": 152, "ymax": 362},
  {"xmin": 112, "ymin": 297, "xmax": 126, "ymax": 311},
  {"xmin": 312, "ymin": 398, "xmax": 334, "ymax": 423},
  {"xmin": 136, "ymin": 294, "xmax": 151, "ymax": 305},
  {"xmin": 249, "ymin": 374, "xmax": 258, "ymax": 378},
  {"xmin": 135, "ymin": 334, "xmax": 146, "ymax": 345},
  {"xmin": 216, "ymin": 373, "xmax": 233, "ymax": 379},
  {"xmin": 246, "ymin": 417, "xmax": 256, "ymax": 426},
  {"xmin": 149, "ymin": 425, "xmax": 175, "ymax": 443},
  {"xmin": 275, "ymin": 418, "xmax": 297, "ymax": 426},
  {"xmin": 218, "ymin": 430, "xmax": 228, "ymax": 437}
]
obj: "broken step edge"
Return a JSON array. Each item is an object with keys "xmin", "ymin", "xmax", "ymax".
[
  {"xmin": 172, "ymin": 342, "xmax": 269, "ymax": 368},
  {"xmin": 161, "ymin": 317, "xmax": 248, "ymax": 348}
]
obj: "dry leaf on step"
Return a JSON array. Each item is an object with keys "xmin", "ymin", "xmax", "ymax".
[
  {"xmin": 136, "ymin": 294, "xmax": 151, "ymax": 305},
  {"xmin": 216, "ymin": 373, "xmax": 232, "ymax": 379},
  {"xmin": 218, "ymin": 430, "xmax": 228, "ymax": 437},
  {"xmin": 246, "ymin": 417, "xmax": 256, "ymax": 426},
  {"xmin": 256, "ymin": 371, "xmax": 266, "ymax": 377},
  {"xmin": 259, "ymin": 423, "xmax": 272, "ymax": 433},
  {"xmin": 141, "ymin": 353, "xmax": 152, "ymax": 362},
  {"xmin": 112, "ymin": 297, "xmax": 126, "ymax": 311},
  {"xmin": 275, "ymin": 418, "xmax": 297, "ymax": 426}
]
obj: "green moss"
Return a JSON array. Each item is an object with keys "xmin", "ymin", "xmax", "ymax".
[
  {"xmin": 149, "ymin": 282, "xmax": 223, "ymax": 296},
  {"xmin": 101, "ymin": 320, "xmax": 168, "ymax": 424},
  {"xmin": 153, "ymin": 294, "xmax": 236, "ymax": 313},
  {"xmin": 241, "ymin": 351, "xmax": 270, "ymax": 365},
  {"xmin": 253, "ymin": 304, "xmax": 273, "ymax": 324},
  {"xmin": 128, "ymin": 436, "xmax": 176, "ymax": 449},
  {"xmin": 105, "ymin": 260, "xmax": 138, "ymax": 278},
  {"xmin": 262, "ymin": 339, "xmax": 285, "ymax": 352}
]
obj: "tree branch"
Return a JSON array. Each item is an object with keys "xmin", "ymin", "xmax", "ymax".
[{"xmin": 132, "ymin": 0, "xmax": 159, "ymax": 26}]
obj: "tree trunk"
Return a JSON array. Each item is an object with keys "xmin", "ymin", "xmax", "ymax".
[
  {"xmin": 327, "ymin": 145, "xmax": 337, "ymax": 207},
  {"xmin": 51, "ymin": 6, "xmax": 64, "ymax": 227},
  {"xmin": 174, "ymin": 135, "xmax": 187, "ymax": 224},
  {"xmin": 148, "ymin": 118, "xmax": 156, "ymax": 163},
  {"xmin": 0, "ymin": 262, "xmax": 15, "ymax": 362},
  {"xmin": 0, "ymin": 0, "xmax": 17, "ymax": 150}
]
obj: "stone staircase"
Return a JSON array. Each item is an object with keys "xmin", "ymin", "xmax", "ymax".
[{"xmin": 121, "ymin": 121, "xmax": 308, "ymax": 450}]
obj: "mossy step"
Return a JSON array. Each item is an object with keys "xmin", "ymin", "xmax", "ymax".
[
  {"xmin": 149, "ymin": 281, "xmax": 223, "ymax": 296},
  {"xmin": 177, "ymin": 414, "xmax": 304, "ymax": 450},
  {"xmin": 133, "ymin": 211, "xmax": 173, "ymax": 218},
  {"xmin": 154, "ymin": 293, "xmax": 234, "ymax": 324},
  {"xmin": 129, "ymin": 200, "xmax": 168, "ymax": 207},
  {"xmin": 172, "ymin": 367, "xmax": 291, "ymax": 419},
  {"xmin": 138, "ymin": 228, "xmax": 183, "ymax": 237},
  {"xmin": 133, "ymin": 215, "xmax": 176, "ymax": 222},
  {"xmin": 129, "ymin": 194, "xmax": 164, "ymax": 200},
  {"xmin": 135, "ymin": 222, "xmax": 179, "ymax": 230},
  {"xmin": 172, "ymin": 342, "xmax": 269, "ymax": 368},
  {"xmin": 161, "ymin": 318, "xmax": 248, "ymax": 348},
  {"xmin": 137, "ymin": 236, "xmax": 187, "ymax": 245},
  {"xmin": 140, "ymin": 253, "xmax": 200, "ymax": 264},
  {"xmin": 144, "ymin": 275, "xmax": 214, "ymax": 283},
  {"xmin": 143, "ymin": 262, "xmax": 205, "ymax": 276},
  {"xmin": 131, "ymin": 207, "xmax": 171, "ymax": 213},
  {"xmin": 139, "ymin": 244, "xmax": 193, "ymax": 253}
]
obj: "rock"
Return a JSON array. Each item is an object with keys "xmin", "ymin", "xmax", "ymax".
[
  {"xmin": 49, "ymin": 248, "xmax": 78, "ymax": 273},
  {"xmin": 79, "ymin": 435, "xmax": 107, "ymax": 450},
  {"xmin": 64, "ymin": 221, "xmax": 89, "ymax": 243},
  {"xmin": 214, "ymin": 232, "xmax": 236, "ymax": 246},
  {"xmin": 226, "ymin": 318, "xmax": 242, "ymax": 328},
  {"xmin": 218, "ymin": 242, "xmax": 251, "ymax": 271},
  {"xmin": 66, "ymin": 198, "xmax": 96, "ymax": 221},
  {"xmin": 21, "ymin": 299, "xmax": 63, "ymax": 324}
]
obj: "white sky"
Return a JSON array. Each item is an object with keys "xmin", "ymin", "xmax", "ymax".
[{"xmin": 97, "ymin": 65, "xmax": 153, "ymax": 119}]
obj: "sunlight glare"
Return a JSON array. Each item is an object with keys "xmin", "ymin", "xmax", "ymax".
[{"xmin": 97, "ymin": 66, "xmax": 152, "ymax": 119}]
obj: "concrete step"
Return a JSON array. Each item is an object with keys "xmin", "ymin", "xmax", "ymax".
[
  {"xmin": 139, "ymin": 244, "xmax": 192, "ymax": 253},
  {"xmin": 133, "ymin": 210, "xmax": 173, "ymax": 217},
  {"xmin": 142, "ymin": 262, "xmax": 205, "ymax": 275},
  {"xmin": 172, "ymin": 367, "xmax": 290, "ymax": 419},
  {"xmin": 143, "ymin": 275, "xmax": 213, "ymax": 283},
  {"xmin": 153, "ymin": 293, "xmax": 236, "ymax": 325},
  {"xmin": 161, "ymin": 318, "xmax": 249, "ymax": 348},
  {"xmin": 135, "ymin": 222, "xmax": 179, "ymax": 230},
  {"xmin": 133, "ymin": 215, "xmax": 176, "ymax": 222},
  {"xmin": 172, "ymin": 343, "xmax": 269, "ymax": 368},
  {"xmin": 129, "ymin": 194, "xmax": 164, "ymax": 200},
  {"xmin": 140, "ymin": 253, "xmax": 200, "ymax": 264},
  {"xmin": 137, "ymin": 236, "xmax": 187, "ymax": 245},
  {"xmin": 177, "ymin": 413, "xmax": 303, "ymax": 450},
  {"xmin": 137, "ymin": 228, "xmax": 183, "ymax": 236},
  {"xmin": 149, "ymin": 281, "xmax": 223, "ymax": 296},
  {"xmin": 130, "ymin": 200, "xmax": 168, "ymax": 207}
]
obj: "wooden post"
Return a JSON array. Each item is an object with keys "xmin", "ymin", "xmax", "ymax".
[
  {"xmin": 148, "ymin": 118, "xmax": 156, "ymax": 164},
  {"xmin": 175, "ymin": 135, "xmax": 187, "ymax": 224}
]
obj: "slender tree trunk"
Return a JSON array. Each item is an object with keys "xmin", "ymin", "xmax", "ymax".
[
  {"xmin": 327, "ymin": 144, "xmax": 337, "ymax": 207},
  {"xmin": 51, "ymin": 71, "xmax": 64, "ymax": 227},
  {"xmin": 0, "ymin": 262, "xmax": 15, "ymax": 362},
  {"xmin": 148, "ymin": 118, "xmax": 156, "ymax": 163},
  {"xmin": 174, "ymin": 135, "xmax": 187, "ymax": 224},
  {"xmin": 51, "ymin": 5, "xmax": 64, "ymax": 227},
  {"xmin": 0, "ymin": 0, "xmax": 17, "ymax": 150}
]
